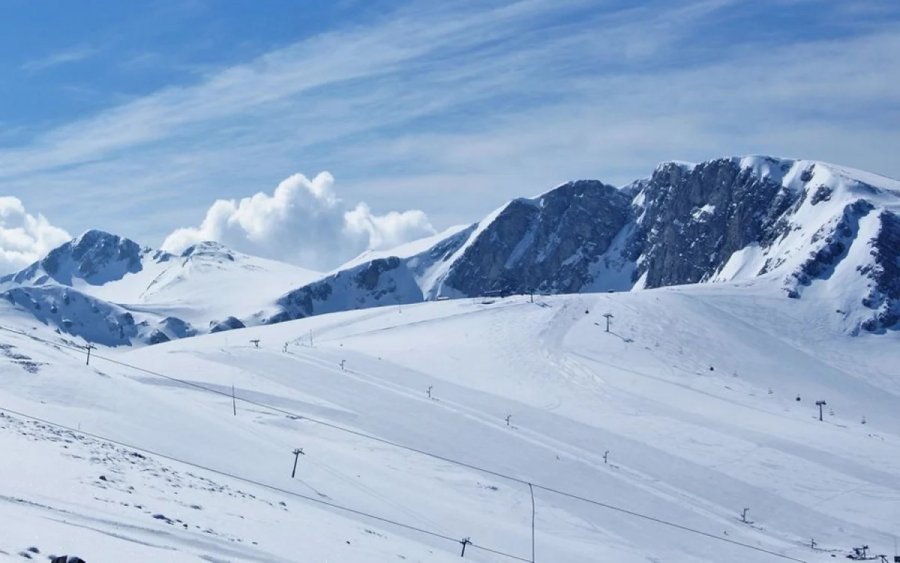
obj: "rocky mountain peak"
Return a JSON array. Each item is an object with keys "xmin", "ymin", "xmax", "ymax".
[{"xmin": 181, "ymin": 241, "xmax": 236, "ymax": 264}]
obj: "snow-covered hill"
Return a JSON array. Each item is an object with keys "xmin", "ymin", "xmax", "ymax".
[
  {"xmin": 1, "ymin": 285, "xmax": 898, "ymax": 561},
  {"xmin": 0, "ymin": 231, "xmax": 321, "ymax": 345},
  {"xmin": 270, "ymin": 156, "xmax": 900, "ymax": 334}
]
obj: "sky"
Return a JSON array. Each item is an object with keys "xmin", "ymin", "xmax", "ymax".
[{"xmin": 0, "ymin": 0, "xmax": 898, "ymax": 273}]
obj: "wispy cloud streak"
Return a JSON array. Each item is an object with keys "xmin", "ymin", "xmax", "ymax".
[{"xmin": 22, "ymin": 46, "xmax": 98, "ymax": 72}]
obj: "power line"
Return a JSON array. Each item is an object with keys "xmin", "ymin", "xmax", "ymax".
[
  {"xmin": 0, "ymin": 405, "xmax": 530, "ymax": 563},
  {"xmin": 533, "ymin": 486, "xmax": 806, "ymax": 562},
  {"xmin": 0, "ymin": 324, "xmax": 807, "ymax": 562}
]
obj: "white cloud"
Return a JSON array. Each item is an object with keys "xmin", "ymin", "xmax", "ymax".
[
  {"xmin": 344, "ymin": 203, "xmax": 434, "ymax": 251},
  {"xmin": 162, "ymin": 172, "xmax": 435, "ymax": 270},
  {"xmin": 22, "ymin": 46, "xmax": 98, "ymax": 72},
  {"xmin": 0, "ymin": 197, "xmax": 71, "ymax": 275}
]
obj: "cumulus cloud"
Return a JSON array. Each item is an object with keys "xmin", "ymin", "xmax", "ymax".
[
  {"xmin": 162, "ymin": 171, "xmax": 435, "ymax": 270},
  {"xmin": 0, "ymin": 197, "xmax": 71, "ymax": 275}
]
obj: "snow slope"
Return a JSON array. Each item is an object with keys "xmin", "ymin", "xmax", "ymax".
[
  {"xmin": 2, "ymin": 281, "xmax": 898, "ymax": 562},
  {"xmin": 96, "ymin": 241, "xmax": 322, "ymax": 327}
]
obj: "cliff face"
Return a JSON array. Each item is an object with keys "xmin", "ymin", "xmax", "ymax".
[
  {"xmin": 629, "ymin": 159, "xmax": 800, "ymax": 288},
  {"xmin": 442, "ymin": 181, "xmax": 632, "ymax": 296}
]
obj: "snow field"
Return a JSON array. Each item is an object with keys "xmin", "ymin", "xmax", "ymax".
[{"xmin": 1, "ymin": 286, "xmax": 899, "ymax": 561}]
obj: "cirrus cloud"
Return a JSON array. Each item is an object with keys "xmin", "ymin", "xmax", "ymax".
[
  {"xmin": 162, "ymin": 171, "xmax": 435, "ymax": 270},
  {"xmin": 0, "ymin": 197, "xmax": 71, "ymax": 275}
]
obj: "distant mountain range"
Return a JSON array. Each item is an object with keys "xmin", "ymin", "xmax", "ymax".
[{"xmin": 2, "ymin": 155, "xmax": 898, "ymax": 345}]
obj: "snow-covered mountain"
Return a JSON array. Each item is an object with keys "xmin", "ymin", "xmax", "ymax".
[
  {"xmin": 0, "ymin": 231, "xmax": 320, "ymax": 345},
  {"xmin": 268, "ymin": 156, "xmax": 900, "ymax": 334},
  {"xmin": 2, "ymin": 229, "xmax": 163, "ymax": 288}
]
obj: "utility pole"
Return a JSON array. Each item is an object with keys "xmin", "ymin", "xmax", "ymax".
[
  {"xmin": 816, "ymin": 400, "xmax": 827, "ymax": 421},
  {"xmin": 459, "ymin": 537, "xmax": 471, "ymax": 557},
  {"xmin": 232, "ymin": 385, "xmax": 237, "ymax": 416},
  {"xmin": 529, "ymin": 483, "xmax": 536, "ymax": 563},
  {"xmin": 85, "ymin": 344, "xmax": 95, "ymax": 366},
  {"xmin": 291, "ymin": 448, "xmax": 305, "ymax": 478},
  {"xmin": 602, "ymin": 313, "xmax": 614, "ymax": 333}
]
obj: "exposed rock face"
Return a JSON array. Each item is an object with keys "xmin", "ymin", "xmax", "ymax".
[
  {"xmin": 2, "ymin": 230, "xmax": 161, "ymax": 287},
  {"xmin": 181, "ymin": 241, "xmax": 235, "ymax": 262},
  {"xmin": 630, "ymin": 159, "xmax": 800, "ymax": 287},
  {"xmin": 442, "ymin": 181, "xmax": 632, "ymax": 295},
  {"xmin": 860, "ymin": 210, "xmax": 900, "ymax": 331},
  {"xmin": 272, "ymin": 257, "xmax": 422, "ymax": 322},
  {"xmin": 210, "ymin": 316, "xmax": 246, "ymax": 333}
]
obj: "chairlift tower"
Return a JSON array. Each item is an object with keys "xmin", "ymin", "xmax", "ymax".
[
  {"xmin": 291, "ymin": 448, "xmax": 305, "ymax": 478},
  {"xmin": 602, "ymin": 313, "xmax": 614, "ymax": 333}
]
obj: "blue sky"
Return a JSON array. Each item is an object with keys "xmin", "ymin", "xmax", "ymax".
[{"xmin": 0, "ymin": 0, "xmax": 898, "ymax": 271}]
